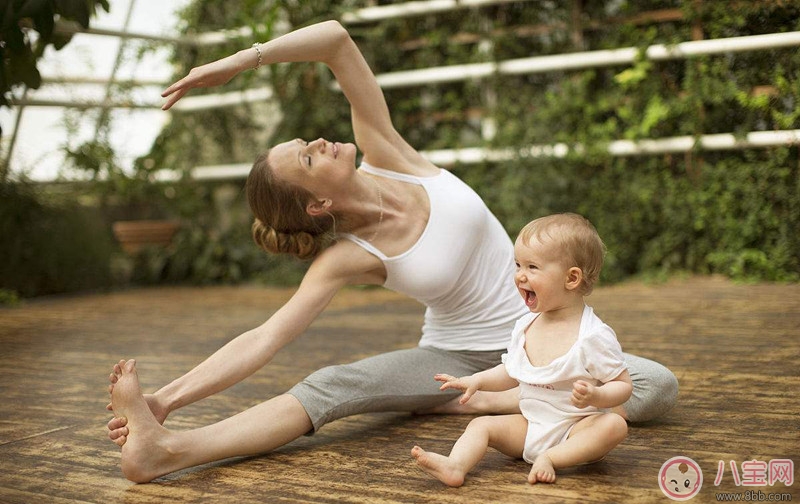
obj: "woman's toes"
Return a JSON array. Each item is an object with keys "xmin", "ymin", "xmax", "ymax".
[{"xmin": 123, "ymin": 359, "xmax": 136, "ymax": 373}]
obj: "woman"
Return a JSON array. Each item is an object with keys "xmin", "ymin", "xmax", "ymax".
[{"xmin": 107, "ymin": 20, "xmax": 678, "ymax": 483}]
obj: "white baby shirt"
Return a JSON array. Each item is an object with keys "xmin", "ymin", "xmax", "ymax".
[{"xmin": 502, "ymin": 305, "xmax": 627, "ymax": 462}]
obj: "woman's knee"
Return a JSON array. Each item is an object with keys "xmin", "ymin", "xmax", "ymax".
[{"xmin": 627, "ymin": 362, "xmax": 679, "ymax": 422}]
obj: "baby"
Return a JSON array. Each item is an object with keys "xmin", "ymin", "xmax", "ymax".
[{"xmin": 412, "ymin": 213, "xmax": 632, "ymax": 486}]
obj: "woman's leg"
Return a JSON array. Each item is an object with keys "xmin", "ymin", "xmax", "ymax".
[
  {"xmin": 112, "ymin": 347, "xmax": 502, "ymax": 482},
  {"xmin": 288, "ymin": 346, "xmax": 504, "ymax": 432},
  {"xmin": 614, "ymin": 353, "xmax": 679, "ymax": 422},
  {"xmin": 111, "ymin": 360, "xmax": 312, "ymax": 483}
]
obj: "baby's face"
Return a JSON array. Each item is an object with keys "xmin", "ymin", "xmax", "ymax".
[{"xmin": 664, "ymin": 462, "xmax": 700, "ymax": 495}]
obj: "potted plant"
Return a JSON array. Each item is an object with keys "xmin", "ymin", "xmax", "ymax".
[{"xmin": 65, "ymin": 137, "xmax": 181, "ymax": 255}]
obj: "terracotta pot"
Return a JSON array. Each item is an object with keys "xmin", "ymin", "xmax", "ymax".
[{"xmin": 112, "ymin": 219, "xmax": 181, "ymax": 255}]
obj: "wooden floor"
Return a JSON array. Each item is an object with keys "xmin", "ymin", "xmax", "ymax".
[{"xmin": 0, "ymin": 277, "xmax": 798, "ymax": 503}]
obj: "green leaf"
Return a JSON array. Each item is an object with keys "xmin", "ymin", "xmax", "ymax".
[{"xmin": 54, "ymin": 0, "xmax": 90, "ymax": 27}]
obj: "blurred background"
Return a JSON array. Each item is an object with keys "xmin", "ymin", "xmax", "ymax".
[{"xmin": 1, "ymin": 0, "xmax": 799, "ymax": 303}]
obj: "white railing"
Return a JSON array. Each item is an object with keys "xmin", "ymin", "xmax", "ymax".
[
  {"xmin": 369, "ymin": 31, "xmax": 800, "ymax": 88},
  {"xmin": 184, "ymin": 129, "xmax": 800, "ymax": 181},
  {"xmin": 341, "ymin": 0, "xmax": 535, "ymax": 24},
  {"xmin": 11, "ymin": 3, "xmax": 799, "ymax": 182},
  {"xmin": 156, "ymin": 31, "xmax": 800, "ymax": 108}
]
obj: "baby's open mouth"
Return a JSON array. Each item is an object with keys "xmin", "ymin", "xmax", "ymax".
[{"xmin": 523, "ymin": 289, "xmax": 537, "ymax": 307}]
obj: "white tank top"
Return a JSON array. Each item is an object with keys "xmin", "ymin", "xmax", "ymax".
[{"xmin": 338, "ymin": 163, "xmax": 528, "ymax": 351}]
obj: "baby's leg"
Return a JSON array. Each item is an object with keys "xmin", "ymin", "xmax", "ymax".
[
  {"xmin": 531, "ymin": 413, "xmax": 627, "ymax": 484},
  {"xmin": 412, "ymin": 414, "xmax": 527, "ymax": 487}
]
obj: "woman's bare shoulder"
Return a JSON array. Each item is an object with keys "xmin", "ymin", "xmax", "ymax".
[{"xmin": 309, "ymin": 239, "xmax": 387, "ymax": 286}]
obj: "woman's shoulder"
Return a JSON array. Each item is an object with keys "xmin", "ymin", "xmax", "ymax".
[
  {"xmin": 309, "ymin": 238, "xmax": 387, "ymax": 286},
  {"xmin": 361, "ymin": 138, "xmax": 441, "ymax": 178}
]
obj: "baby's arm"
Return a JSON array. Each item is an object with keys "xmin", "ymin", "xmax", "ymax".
[
  {"xmin": 571, "ymin": 369, "xmax": 633, "ymax": 409},
  {"xmin": 435, "ymin": 363, "xmax": 518, "ymax": 405}
]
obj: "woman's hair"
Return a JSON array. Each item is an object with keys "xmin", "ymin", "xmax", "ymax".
[
  {"xmin": 518, "ymin": 213, "xmax": 606, "ymax": 295},
  {"xmin": 246, "ymin": 151, "xmax": 335, "ymax": 260}
]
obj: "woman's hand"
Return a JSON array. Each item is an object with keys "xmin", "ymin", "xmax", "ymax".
[
  {"xmin": 161, "ymin": 52, "xmax": 248, "ymax": 110},
  {"xmin": 106, "ymin": 360, "xmax": 170, "ymax": 447},
  {"xmin": 434, "ymin": 373, "xmax": 482, "ymax": 405},
  {"xmin": 105, "ymin": 394, "xmax": 168, "ymax": 447}
]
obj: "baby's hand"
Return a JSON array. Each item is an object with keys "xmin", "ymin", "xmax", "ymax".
[
  {"xmin": 571, "ymin": 380, "xmax": 596, "ymax": 408},
  {"xmin": 434, "ymin": 374, "xmax": 478, "ymax": 404}
]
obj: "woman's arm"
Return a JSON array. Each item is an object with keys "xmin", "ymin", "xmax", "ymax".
[
  {"xmin": 161, "ymin": 20, "xmax": 437, "ymax": 176},
  {"xmin": 151, "ymin": 242, "xmax": 380, "ymax": 414}
]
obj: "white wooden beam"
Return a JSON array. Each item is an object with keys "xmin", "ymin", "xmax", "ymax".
[
  {"xmin": 188, "ymin": 129, "xmax": 800, "ymax": 180},
  {"xmin": 341, "ymin": 0, "xmax": 535, "ymax": 24},
  {"xmin": 368, "ymin": 31, "xmax": 800, "ymax": 88}
]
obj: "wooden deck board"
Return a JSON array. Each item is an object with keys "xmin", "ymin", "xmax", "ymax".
[{"xmin": 0, "ymin": 277, "xmax": 798, "ymax": 503}]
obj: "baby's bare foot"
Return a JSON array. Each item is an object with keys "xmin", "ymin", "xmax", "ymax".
[
  {"xmin": 528, "ymin": 453, "xmax": 556, "ymax": 484},
  {"xmin": 411, "ymin": 446, "xmax": 466, "ymax": 487},
  {"xmin": 111, "ymin": 360, "xmax": 176, "ymax": 483}
]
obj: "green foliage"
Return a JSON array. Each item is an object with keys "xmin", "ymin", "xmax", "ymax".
[
  {"xmin": 64, "ymin": 137, "xmax": 181, "ymax": 220},
  {"xmin": 140, "ymin": 0, "xmax": 800, "ymax": 285},
  {"xmin": 122, "ymin": 181, "xmax": 308, "ymax": 287},
  {"xmin": 0, "ymin": 288, "xmax": 21, "ymax": 307},
  {"xmin": 0, "ymin": 180, "xmax": 115, "ymax": 297},
  {"xmin": 0, "ymin": 0, "xmax": 110, "ymax": 133}
]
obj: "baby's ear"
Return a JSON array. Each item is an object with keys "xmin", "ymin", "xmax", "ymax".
[{"xmin": 565, "ymin": 267, "xmax": 583, "ymax": 291}]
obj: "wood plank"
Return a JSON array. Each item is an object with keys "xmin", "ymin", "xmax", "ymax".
[{"xmin": 0, "ymin": 277, "xmax": 798, "ymax": 502}]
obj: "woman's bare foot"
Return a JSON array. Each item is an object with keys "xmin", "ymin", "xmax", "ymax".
[
  {"xmin": 111, "ymin": 359, "xmax": 178, "ymax": 483},
  {"xmin": 528, "ymin": 454, "xmax": 556, "ymax": 484},
  {"xmin": 107, "ymin": 361, "xmax": 170, "ymax": 447},
  {"xmin": 411, "ymin": 446, "xmax": 466, "ymax": 487}
]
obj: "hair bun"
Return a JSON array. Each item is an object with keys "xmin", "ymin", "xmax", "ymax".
[{"xmin": 252, "ymin": 219, "xmax": 321, "ymax": 260}]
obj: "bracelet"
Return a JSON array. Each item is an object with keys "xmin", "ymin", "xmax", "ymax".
[{"xmin": 252, "ymin": 43, "xmax": 262, "ymax": 69}]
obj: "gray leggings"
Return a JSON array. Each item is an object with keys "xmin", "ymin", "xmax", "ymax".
[{"xmin": 287, "ymin": 346, "xmax": 678, "ymax": 433}]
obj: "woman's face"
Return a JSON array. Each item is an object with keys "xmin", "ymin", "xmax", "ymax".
[{"xmin": 268, "ymin": 138, "xmax": 358, "ymax": 197}]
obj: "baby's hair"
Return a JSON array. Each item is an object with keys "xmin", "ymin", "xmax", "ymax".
[{"xmin": 518, "ymin": 213, "xmax": 606, "ymax": 295}]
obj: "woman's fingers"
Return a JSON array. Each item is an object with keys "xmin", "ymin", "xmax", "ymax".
[
  {"xmin": 162, "ymin": 88, "xmax": 189, "ymax": 111},
  {"xmin": 162, "ymin": 70, "xmax": 197, "ymax": 97},
  {"xmin": 108, "ymin": 416, "xmax": 127, "ymax": 430}
]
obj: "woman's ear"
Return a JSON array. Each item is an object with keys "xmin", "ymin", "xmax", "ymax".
[
  {"xmin": 306, "ymin": 199, "xmax": 332, "ymax": 217},
  {"xmin": 565, "ymin": 267, "xmax": 583, "ymax": 291}
]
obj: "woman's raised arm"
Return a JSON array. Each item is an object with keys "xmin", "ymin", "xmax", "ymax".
[{"xmin": 161, "ymin": 20, "xmax": 435, "ymax": 174}]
